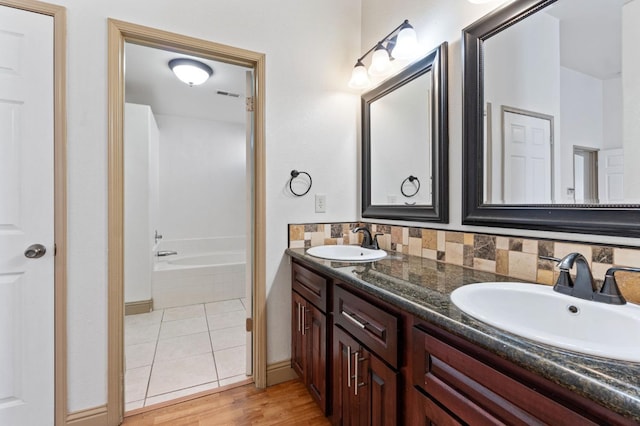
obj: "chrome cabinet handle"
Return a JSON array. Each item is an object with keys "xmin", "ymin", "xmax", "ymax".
[
  {"xmin": 301, "ymin": 306, "xmax": 307, "ymax": 336},
  {"xmin": 341, "ymin": 310, "xmax": 366, "ymax": 329},
  {"xmin": 354, "ymin": 351, "xmax": 359, "ymax": 395},
  {"xmin": 24, "ymin": 244, "xmax": 46, "ymax": 259}
]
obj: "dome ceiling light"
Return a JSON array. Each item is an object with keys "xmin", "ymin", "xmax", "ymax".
[{"xmin": 168, "ymin": 58, "xmax": 213, "ymax": 86}]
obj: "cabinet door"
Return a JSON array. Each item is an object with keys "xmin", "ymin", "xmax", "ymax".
[
  {"xmin": 292, "ymin": 291, "xmax": 307, "ymax": 381},
  {"xmin": 333, "ymin": 326, "xmax": 398, "ymax": 426},
  {"xmin": 307, "ymin": 302, "xmax": 327, "ymax": 412}
]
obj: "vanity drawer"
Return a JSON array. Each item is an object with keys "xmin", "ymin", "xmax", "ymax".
[
  {"xmin": 292, "ymin": 262, "xmax": 328, "ymax": 313},
  {"xmin": 334, "ymin": 285, "xmax": 399, "ymax": 368},
  {"xmin": 411, "ymin": 324, "xmax": 614, "ymax": 426}
]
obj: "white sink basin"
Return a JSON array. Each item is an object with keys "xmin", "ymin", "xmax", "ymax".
[
  {"xmin": 450, "ymin": 282, "xmax": 640, "ymax": 362},
  {"xmin": 306, "ymin": 245, "xmax": 387, "ymax": 262}
]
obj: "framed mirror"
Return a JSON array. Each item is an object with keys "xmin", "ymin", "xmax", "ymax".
[
  {"xmin": 462, "ymin": 0, "xmax": 640, "ymax": 237},
  {"xmin": 362, "ymin": 42, "xmax": 448, "ymax": 222}
]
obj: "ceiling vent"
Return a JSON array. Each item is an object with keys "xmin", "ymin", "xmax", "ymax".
[{"xmin": 216, "ymin": 90, "xmax": 241, "ymax": 98}]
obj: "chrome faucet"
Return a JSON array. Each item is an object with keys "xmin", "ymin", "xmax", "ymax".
[
  {"xmin": 352, "ymin": 227, "xmax": 382, "ymax": 250},
  {"xmin": 555, "ymin": 252, "xmax": 596, "ymax": 300},
  {"xmin": 543, "ymin": 252, "xmax": 640, "ymax": 305}
]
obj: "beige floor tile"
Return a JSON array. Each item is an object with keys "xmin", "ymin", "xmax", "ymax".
[
  {"xmin": 159, "ymin": 316, "xmax": 208, "ymax": 340},
  {"xmin": 155, "ymin": 332, "xmax": 212, "ymax": 362},
  {"xmin": 207, "ymin": 310, "xmax": 246, "ymax": 331},
  {"xmin": 147, "ymin": 353, "xmax": 217, "ymax": 397},
  {"xmin": 163, "ymin": 304, "xmax": 205, "ymax": 322},
  {"xmin": 125, "ymin": 310, "xmax": 163, "ymax": 327},
  {"xmin": 219, "ymin": 374, "xmax": 251, "ymax": 388},
  {"xmin": 210, "ymin": 326, "xmax": 246, "ymax": 351},
  {"xmin": 125, "ymin": 366, "xmax": 151, "ymax": 403},
  {"xmin": 214, "ymin": 346, "xmax": 247, "ymax": 379},
  {"xmin": 125, "ymin": 341, "xmax": 156, "ymax": 369},
  {"xmin": 144, "ymin": 381, "xmax": 219, "ymax": 407},
  {"xmin": 125, "ymin": 322, "xmax": 161, "ymax": 346},
  {"xmin": 205, "ymin": 299, "xmax": 245, "ymax": 315}
]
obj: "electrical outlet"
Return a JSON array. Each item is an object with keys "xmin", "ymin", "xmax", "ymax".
[{"xmin": 315, "ymin": 194, "xmax": 326, "ymax": 213}]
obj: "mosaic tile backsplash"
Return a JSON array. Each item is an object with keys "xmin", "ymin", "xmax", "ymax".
[{"xmin": 288, "ymin": 222, "xmax": 640, "ymax": 304}]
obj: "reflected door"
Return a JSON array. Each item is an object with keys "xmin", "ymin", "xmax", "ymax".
[
  {"xmin": 502, "ymin": 110, "xmax": 552, "ymax": 204},
  {"xmin": 0, "ymin": 5, "xmax": 55, "ymax": 425}
]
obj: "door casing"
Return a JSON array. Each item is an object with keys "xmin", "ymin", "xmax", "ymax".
[{"xmin": 107, "ymin": 19, "xmax": 266, "ymax": 424}]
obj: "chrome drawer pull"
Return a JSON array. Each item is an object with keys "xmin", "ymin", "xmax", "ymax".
[{"xmin": 341, "ymin": 310, "xmax": 366, "ymax": 329}]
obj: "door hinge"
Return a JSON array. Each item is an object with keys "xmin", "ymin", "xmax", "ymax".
[
  {"xmin": 246, "ymin": 96, "xmax": 254, "ymax": 112},
  {"xmin": 246, "ymin": 317, "xmax": 253, "ymax": 332},
  {"xmin": 54, "ymin": 243, "xmax": 57, "ymax": 256}
]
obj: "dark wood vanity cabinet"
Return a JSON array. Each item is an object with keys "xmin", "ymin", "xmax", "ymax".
[
  {"xmin": 291, "ymin": 262, "xmax": 329, "ymax": 414},
  {"xmin": 290, "ymin": 258, "xmax": 637, "ymax": 425},
  {"xmin": 411, "ymin": 322, "xmax": 636, "ymax": 426},
  {"xmin": 332, "ymin": 285, "xmax": 400, "ymax": 425},
  {"xmin": 332, "ymin": 326, "xmax": 398, "ymax": 426}
]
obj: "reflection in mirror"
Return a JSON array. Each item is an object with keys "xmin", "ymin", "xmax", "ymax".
[
  {"xmin": 483, "ymin": 0, "xmax": 635, "ymax": 205},
  {"xmin": 362, "ymin": 42, "xmax": 448, "ymax": 222},
  {"xmin": 370, "ymin": 70, "xmax": 432, "ymax": 205},
  {"xmin": 462, "ymin": 0, "xmax": 640, "ymax": 237}
]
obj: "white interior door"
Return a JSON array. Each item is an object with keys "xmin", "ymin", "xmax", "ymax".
[
  {"xmin": 598, "ymin": 148, "xmax": 624, "ymax": 203},
  {"xmin": 503, "ymin": 110, "xmax": 552, "ymax": 203},
  {"xmin": 0, "ymin": 6, "xmax": 55, "ymax": 425}
]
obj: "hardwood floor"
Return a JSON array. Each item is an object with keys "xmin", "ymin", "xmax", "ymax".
[{"xmin": 122, "ymin": 379, "xmax": 330, "ymax": 425}]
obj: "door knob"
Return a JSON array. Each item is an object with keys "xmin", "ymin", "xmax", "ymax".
[{"xmin": 24, "ymin": 244, "xmax": 46, "ymax": 259}]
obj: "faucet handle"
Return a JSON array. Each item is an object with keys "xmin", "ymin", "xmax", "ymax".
[
  {"xmin": 593, "ymin": 267, "xmax": 640, "ymax": 305},
  {"xmin": 538, "ymin": 255, "xmax": 562, "ymax": 265},
  {"xmin": 539, "ymin": 255, "xmax": 574, "ymax": 294}
]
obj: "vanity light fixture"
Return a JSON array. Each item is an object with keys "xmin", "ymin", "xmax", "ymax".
[
  {"xmin": 348, "ymin": 19, "xmax": 419, "ymax": 89},
  {"xmin": 168, "ymin": 58, "xmax": 213, "ymax": 86}
]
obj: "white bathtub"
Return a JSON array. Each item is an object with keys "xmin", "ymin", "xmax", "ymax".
[{"xmin": 152, "ymin": 237, "xmax": 246, "ymax": 309}]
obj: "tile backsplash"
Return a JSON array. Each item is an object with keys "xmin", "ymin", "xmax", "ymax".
[{"xmin": 288, "ymin": 222, "xmax": 640, "ymax": 304}]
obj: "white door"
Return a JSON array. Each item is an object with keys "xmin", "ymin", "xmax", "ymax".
[
  {"xmin": 0, "ymin": 6, "xmax": 55, "ymax": 425},
  {"xmin": 503, "ymin": 110, "xmax": 552, "ymax": 204},
  {"xmin": 598, "ymin": 148, "xmax": 624, "ymax": 203}
]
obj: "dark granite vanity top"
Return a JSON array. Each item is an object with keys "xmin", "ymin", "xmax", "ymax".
[{"xmin": 286, "ymin": 247, "xmax": 640, "ymax": 422}]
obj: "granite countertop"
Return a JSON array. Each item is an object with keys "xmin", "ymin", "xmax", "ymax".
[{"xmin": 286, "ymin": 247, "xmax": 640, "ymax": 422}]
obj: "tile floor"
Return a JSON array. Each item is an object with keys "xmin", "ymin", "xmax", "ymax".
[{"xmin": 124, "ymin": 298, "xmax": 250, "ymax": 410}]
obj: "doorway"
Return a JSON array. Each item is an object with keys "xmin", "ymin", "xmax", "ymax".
[
  {"xmin": 123, "ymin": 43, "xmax": 252, "ymax": 410},
  {"xmin": 573, "ymin": 146, "xmax": 599, "ymax": 204},
  {"xmin": 108, "ymin": 19, "xmax": 266, "ymax": 424}
]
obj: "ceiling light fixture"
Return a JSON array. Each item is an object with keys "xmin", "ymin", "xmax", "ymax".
[
  {"xmin": 168, "ymin": 58, "xmax": 213, "ymax": 86},
  {"xmin": 348, "ymin": 19, "xmax": 419, "ymax": 89}
]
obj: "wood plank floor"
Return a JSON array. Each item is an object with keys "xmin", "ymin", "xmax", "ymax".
[{"xmin": 122, "ymin": 379, "xmax": 330, "ymax": 425}]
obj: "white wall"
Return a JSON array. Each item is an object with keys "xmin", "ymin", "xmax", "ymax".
[
  {"xmin": 559, "ymin": 67, "xmax": 603, "ymax": 202},
  {"xmin": 59, "ymin": 0, "xmax": 360, "ymax": 412},
  {"xmin": 603, "ymin": 76, "xmax": 622, "ymax": 150},
  {"xmin": 155, "ymin": 114, "xmax": 246, "ymax": 240},
  {"xmin": 124, "ymin": 103, "xmax": 159, "ymax": 303},
  {"xmin": 623, "ymin": 0, "xmax": 640, "ymax": 202}
]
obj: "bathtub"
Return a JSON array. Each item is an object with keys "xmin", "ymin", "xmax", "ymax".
[{"xmin": 152, "ymin": 237, "xmax": 246, "ymax": 309}]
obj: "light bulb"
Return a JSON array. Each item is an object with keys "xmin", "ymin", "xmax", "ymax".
[
  {"xmin": 348, "ymin": 60, "xmax": 371, "ymax": 89},
  {"xmin": 369, "ymin": 43, "xmax": 392, "ymax": 77},
  {"xmin": 391, "ymin": 22, "xmax": 418, "ymax": 60}
]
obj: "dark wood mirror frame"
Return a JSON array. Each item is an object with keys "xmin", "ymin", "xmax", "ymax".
[
  {"xmin": 462, "ymin": 0, "xmax": 640, "ymax": 238},
  {"xmin": 362, "ymin": 42, "xmax": 448, "ymax": 222}
]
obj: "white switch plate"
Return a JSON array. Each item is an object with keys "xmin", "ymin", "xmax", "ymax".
[{"xmin": 315, "ymin": 194, "xmax": 326, "ymax": 213}]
